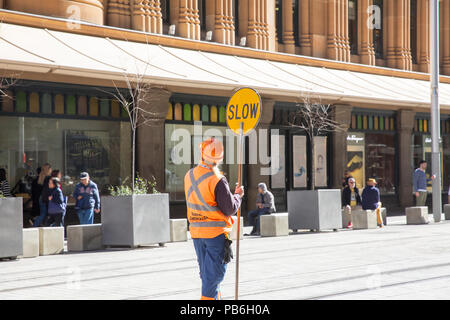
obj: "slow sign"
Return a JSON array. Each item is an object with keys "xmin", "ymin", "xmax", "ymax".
[{"xmin": 226, "ymin": 88, "xmax": 262, "ymax": 136}]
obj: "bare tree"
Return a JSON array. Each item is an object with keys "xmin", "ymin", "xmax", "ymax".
[
  {"xmin": 101, "ymin": 68, "xmax": 169, "ymax": 193},
  {"xmin": 0, "ymin": 77, "xmax": 17, "ymax": 98},
  {"xmin": 288, "ymin": 96, "xmax": 344, "ymax": 190}
]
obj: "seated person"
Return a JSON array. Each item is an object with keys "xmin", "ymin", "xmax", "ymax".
[
  {"xmin": 342, "ymin": 177, "xmax": 362, "ymax": 228},
  {"xmin": 362, "ymin": 178, "xmax": 383, "ymax": 227},
  {"xmin": 246, "ymin": 183, "xmax": 275, "ymax": 236}
]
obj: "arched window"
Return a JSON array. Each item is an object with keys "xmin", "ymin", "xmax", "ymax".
[
  {"xmin": 373, "ymin": 0, "xmax": 384, "ymax": 58},
  {"xmin": 410, "ymin": 0, "xmax": 418, "ymax": 64},
  {"xmin": 349, "ymin": 0, "xmax": 358, "ymax": 55}
]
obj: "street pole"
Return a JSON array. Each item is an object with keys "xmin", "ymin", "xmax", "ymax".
[
  {"xmin": 430, "ymin": 0, "xmax": 442, "ymax": 222},
  {"xmin": 235, "ymin": 121, "xmax": 244, "ymax": 300}
]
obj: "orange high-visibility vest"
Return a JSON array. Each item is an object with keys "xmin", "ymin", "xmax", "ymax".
[{"xmin": 184, "ymin": 165, "xmax": 233, "ymax": 239}]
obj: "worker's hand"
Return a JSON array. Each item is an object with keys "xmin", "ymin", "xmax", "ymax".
[
  {"xmin": 415, "ymin": 192, "xmax": 420, "ymax": 198},
  {"xmin": 346, "ymin": 205, "xmax": 351, "ymax": 210},
  {"xmin": 235, "ymin": 186, "xmax": 244, "ymax": 198},
  {"xmin": 94, "ymin": 209, "xmax": 100, "ymax": 214},
  {"xmin": 77, "ymin": 196, "xmax": 82, "ymax": 200},
  {"xmin": 431, "ymin": 174, "xmax": 436, "ymax": 180},
  {"xmin": 48, "ymin": 196, "xmax": 52, "ymax": 201}
]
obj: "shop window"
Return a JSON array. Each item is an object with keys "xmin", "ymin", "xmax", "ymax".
[
  {"xmin": 0, "ymin": 116, "xmax": 131, "ymax": 196},
  {"xmin": 234, "ymin": 0, "xmax": 239, "ymax": 41},
  {"xmin": 78, "ymin": 96, "xmax": 88, "ymax": 116},
  {"xmin": 219, "ymin": 106, "xmax": 226, "ymax": 123},
  {"xmin": 161, "ymin": 0, "xmax": 170, "ymax": 25},
  {"xmin": 1, "ymin": 91, "xmax": 14, "ymax": 112},
  {"xmin": 210, "ymin": 106, "xmax": 218, "ymax": 122},
  {"xmin": 347, "ymin": 131, "xmax": 396, "ymax": 194},
  {"xmin": 165, "ymin": 123, "xmax": 239, "ymax": 201},
  {"xmin": 183, "ymin": 104, "xmax": 192, "ymax": 121},
  {"xmin": 16, "ymin": 91, "xmax": 27, "ymax": 113},
  {"xmin": 42, "ymin": 93, "xmax": 52, "ymax": 114},
  {"xmin": 166, "ymin": 102, "xmax": 173, "ymax": 120},
  {"xmin": 349, "ymin": 0, "xmax": 358, "ymax": 55},
  {"xmin": 29, "ymin": 92, "xmax": 40, "ymax": 113},
  {"xmin": 89, "ymin": 97, "xmax": 99, "ymax": 117},
  {"xmin": 100, "ymin": 99, "xmax": 110, "ymax": 117},
  {"xmin": 111, "ymin": 100, "xmax": 121, "ymax": 118},
  {"xmin": 55, "ymin": 94, "xmax": 65, "ymax": 115},
  {"xmin": 174, "ymin": 103, "xmax": 182, "ymax": 120},
  {"xmin": 201, "ymin": 104, "xmax": 209, "ymax": 122},
  {"xmin": 193, "ymin": 104, "xmax": 201, "ymax": 121},
  {"xmin": 66, "ymin": 95, "xmax": 77, "ymax": 115}
]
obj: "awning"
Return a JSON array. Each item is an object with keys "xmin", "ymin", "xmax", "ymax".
[{"xmin": 0, "ymin": 22, "xmax": 449, "ymax": 108}]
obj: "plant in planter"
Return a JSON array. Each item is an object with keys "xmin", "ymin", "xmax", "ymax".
[
  {"xmin": 99, "ymin": 68, "xmax": 171, "ymax": 248},
  {"xmin": 287, "ymin": 96, "xmax": 345, "ymax": 232}
]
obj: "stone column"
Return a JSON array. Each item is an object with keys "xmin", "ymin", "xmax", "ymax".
[
  {"xmin": 282, "ymin": 0, "xmax": 295, "ymax": 53},
  {"xmin": 417, "ymin": 0, "xmax": 430, "ymax": 72},
  {"xmin": 131, "ymin": 0, "xmax": 163, "ymax": 33},
  {"xmin": 213, "ymin": 0, "xmax": 235, "ymax": 45},
  {"xmin": 176, "ymin": 0, "xmax": 200, "ymax": 39},
  {"xmin": 0, "ymin": 0, "xmax": 4, "ymax": 8},
  {"xmin": 107, "ymin": 0, "xmax": 131, "ymax": 29},
  {"xmin": 136, "ymin": 87, "xmax": 171, "ymax": 192},
  {"xmin": 246, "ymin": 99, "xmax": 275, "ymax": 213},
  {"xmin": 299, "ymin": 0, "xmax": 312, "ymax": 56},
  {"xmin": 331, "ymin": 105, "xmax": 353, "ymax": 189},
  {"xmin": 358, "ymin": 0, "xmax": 376, "ymax": 65},
  {"xmin": 244, "ymin": 0, "xmax": 269, "ymax": 50},
  {"xmin": 442, "ymin": 0, "xmax": 450, "ymax": 75},
  {"xmin": 385, "ymin": 0, "xmax": 412, "ymax": 70},
  {"xmin": 327, "ymin": 0, "xmax": 350, "ymax": 62},
  {"xmin": 398, "ymin": 109, "xmax": 415, "ymax": 208}
]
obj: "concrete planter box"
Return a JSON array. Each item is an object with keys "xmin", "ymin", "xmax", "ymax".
[
  {"xmin": 0, "ymin": 197, "xmax": 23, "ymax": 259},
  {"xmin": 352, "ymin": 209, "xmax": 378, "ymax": 229},
  {"xmin": 260, "ymin": 213, "xmax": 289, "ymax": 237},
  {"xmin": 101, "ymin": 194, "xmax": 170, "ymax": 247},
  {"xmin": 39, "ymin": 227, "xmax": 64, "ymax": 255},
  {"xmin": 22, "ymin": 228, "xmax": 39, "ymax": 258},
  {"xmin": 444, "ymin": 204, "xmax": 450, "ymax": 220},
  {"xmin": 288, "ymin": 190, "xmax": 342, "ymax": 231},
  {"xmin": 67, "ymin": 224, "xmax": 103, "ymax": 252},
  {"xmin": 406, "ymin": 206, "xmax": 429, "ymax": 225},
  {"xmin": 169, "ymin": 219, "xmax": 188, "ymax": 242}
]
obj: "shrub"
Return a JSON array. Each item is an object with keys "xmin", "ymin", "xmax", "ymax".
[{"xmin": 108, "ymin": 175, "xmax": 158, "ymax": 196}]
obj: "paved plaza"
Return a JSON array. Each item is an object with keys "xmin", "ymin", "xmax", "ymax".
[{"xmin": 2, "ymin": 216, "xmax": 450, "ymax": 300}]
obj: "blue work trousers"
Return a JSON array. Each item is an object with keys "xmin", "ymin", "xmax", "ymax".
[{"xmin": 193, "ymin": 233, "xmax": 227, "ymax": 300}]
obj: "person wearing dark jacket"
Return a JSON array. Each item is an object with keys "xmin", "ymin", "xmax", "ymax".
[
  {"xmin": 33, "ymin": 163, "xmax": 52, "ymax": 227},
  {"xmin": 246, "ymin": 183, "xmax": 276, "ymax": 236},
  {"xmin": 361, "ymin": 178, "xmax": 381, "ymax": 210},
  {"xmin": 73, "ymin": 172, "xmax": 100, "ymax": 225},
  {"xmin": 46, "ymin": 178, "xmax": 66, "ymax": 227},
  {"xmin": 342, "ymin": 178, "xmax": 362, "ymax": 229}
]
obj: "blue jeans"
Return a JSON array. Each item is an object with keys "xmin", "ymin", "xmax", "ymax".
[
  {"xmin": 33, "ymin": 197, "xmax": 47, "ymax": 227},
  {"xmin": 77, "ymin": 208, "xmax": 94, "ymax": 225},
  {"xmin": 248, "ymin": 207, "xmax": 271, "ymax": 233},
  {"xmin": 193, "ymin": 234, "xmax": 227, "ymax": 300}
]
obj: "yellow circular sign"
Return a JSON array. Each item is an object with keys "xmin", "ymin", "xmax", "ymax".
[{"xmin": 226, "ymin": 88, "xmax": 262, "ymax": 136}]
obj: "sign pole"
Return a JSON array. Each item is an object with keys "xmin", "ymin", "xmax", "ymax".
[
  {"xmin": 235, "ymin": 121, "xmax": 243, "ymax": 301},
  {"xmin": 430, "ymin": 0, "xmax": 442, "ymax": 222}
]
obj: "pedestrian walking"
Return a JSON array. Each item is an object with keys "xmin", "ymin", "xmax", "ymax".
[
  {"xmin": 33, "ymin": 163, "xmax": 52, "ymax": 227},
  {"xmin": 46, "ymin": 177, "xmax": 66, "ymax": 227},
  {"xmin": 342, "ymin": 177, "xmax": 362, "ymax": 229},
  {"xmin": 246, "ymin": 183, "xmax": 275, "ymax": 236},
  {"xmin": 184, "ymin": 138, "xmax": 244, "ymax": 300},
  {"xmin": 413, "ymin": 160, "xmax": 435, "ymax": 206},
  {"xmin": 0, "ymin": 168, "xmax": 12, "ymax": 197},
  {"xmin": 73, "ymin": 172, "xmax": 100, "ymax": 225}
]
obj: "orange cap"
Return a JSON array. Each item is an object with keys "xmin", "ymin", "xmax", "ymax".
[{"xmin": 199, "ymin": 138, "xmax": 224, "ymax": 164}]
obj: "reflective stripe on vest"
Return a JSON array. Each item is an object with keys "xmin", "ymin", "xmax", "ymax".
[
  {"xmin": 190, "ymin": 221, "xmax": 227, "ymax": 228},
  {"xmin": 187, "ymin": 169, "xmax": 219, "ymax": 212},
  {"xmin": 186, "ymin": 171, "xmax": 215, "ymax": 201}
]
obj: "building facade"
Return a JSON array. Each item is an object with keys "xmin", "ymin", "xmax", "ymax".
[{"xmin": 1, "ymin": 0, "xmax": 450, "ymax": 217}]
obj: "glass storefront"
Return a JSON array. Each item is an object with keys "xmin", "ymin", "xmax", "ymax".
[
  {"xmin": 0, "ymin": 82, "xmax": 132, "ymax": 198},
  {"xmin": 0, "ymin": 116, "xmax": 131, "ymax": 195}
]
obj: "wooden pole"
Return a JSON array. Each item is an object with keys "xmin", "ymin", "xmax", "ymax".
[{"xmin": 235, "ymin": 121, "xmax": 244, "ymax": 300}]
